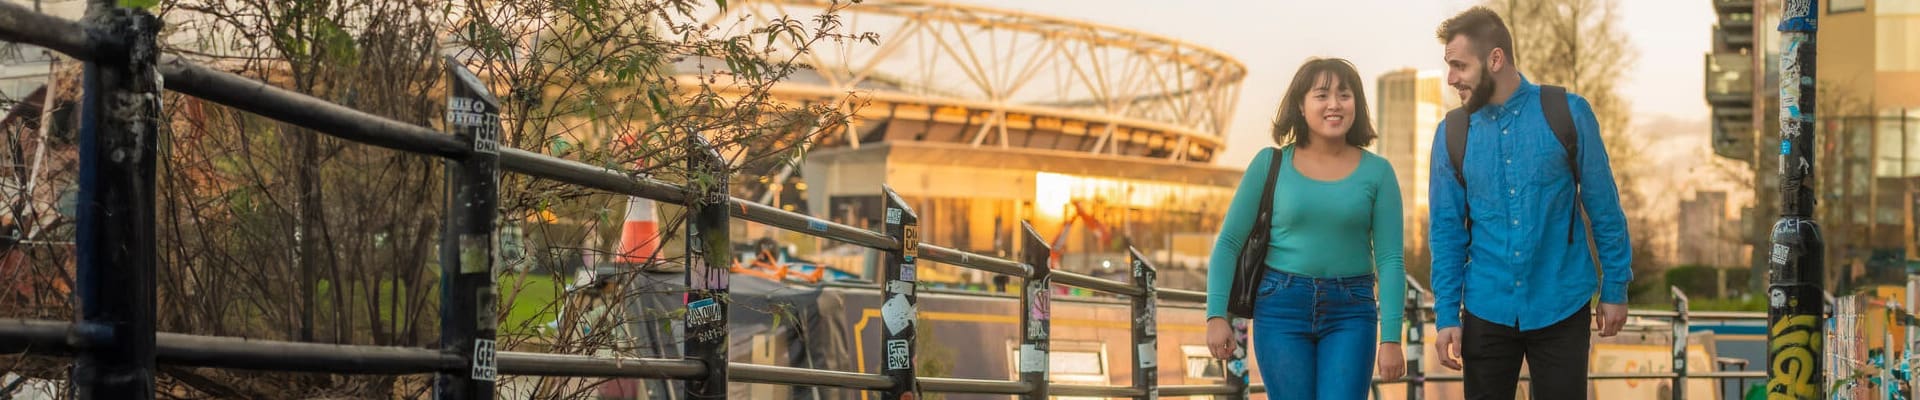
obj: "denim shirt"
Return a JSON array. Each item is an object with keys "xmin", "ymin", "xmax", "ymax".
[{"xmin": 1428, "ymin": 76, "xmax": 1633, "ymax": 331}]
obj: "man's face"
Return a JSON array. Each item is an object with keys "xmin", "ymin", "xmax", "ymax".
[{"xmin": 1443, "ymin": 35, "xmax": 1497, "ymax": 112}]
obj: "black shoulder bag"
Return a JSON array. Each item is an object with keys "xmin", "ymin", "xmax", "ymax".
[{"xmin": 1226, "ymin": 148, "xmax": 1284, "ymax": 318}]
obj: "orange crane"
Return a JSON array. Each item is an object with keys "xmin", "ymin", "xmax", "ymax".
[{"xmin": 1049, "ymin": 199, "xmax": 1112, "ymax": 268}]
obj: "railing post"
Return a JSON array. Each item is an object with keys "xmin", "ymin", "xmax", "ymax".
[
  {"xmin": 1018, "ymin": 222, "xmax": 1052, "ymax": 400},
  {"xmin": 683, "ymin": 133, "xmax": 731, "ymax": 399},
  {"xmin": 1768, "ymin": 0, "xmax": 1824, "ymax": 398},
  {"xmin": 73, "ymin": 2, "xmax": 162, "ymax": 397},
  {"xmin": 880, "ymin": 186, "xmax": 921, "ymax": 399},
  {"xmin": 1220, "ymin": 316, "xmax": 1250, "ymax": 400},
  {"xmin": 1406, "ymin": 279, "xmax": 1427, "ymax": 400},
  {"xmin": 1673, "ymin": 286, "xmax": 1691, "ymax": 400},
  {"xmin": 1128, "ymin": 246, "xmax": 1158, "ymax": 400},
  {"xmin": 436, "ymin": 59, "xmax": 502, "ymax": 400}
]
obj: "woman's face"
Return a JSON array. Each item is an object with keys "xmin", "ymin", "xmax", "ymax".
[{"xmin": 1302, "ymin": 73, "xmax": 1355, "ymax": 143}]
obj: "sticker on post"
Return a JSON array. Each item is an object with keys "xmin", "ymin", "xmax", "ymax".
[
  {"xmin": 886, "ymin": 208, "xmax": 903, "ymax": 224},
  {"xmin": 887, "ymin": 280, "xmax": 915, "ymax": 295},
  {"xmin": 459, "ymin": 234, "xmax": 494, "ymax": 274},
  {"xmin": 688, "ymin": 298, "xmax": 722, "ymax": 326},
  {"xmin": 903, "ymin": 226, "xmax": 919, "ymax": 257},
  {"xmin": 882, "ymin": 294, "xmax": 914, "ymax": 335},
  {"xmin": 471, "ymin": 339, "xmax": 498, "ymax": 381},
  {"xmin": 1018, "ymin": 344, "xmax": 1047, "ymax": 373},
  {"xmin": 900, "ymin": 263, "xmax": 917, "ymax": 282},
  {"xmin": 886, "ymin": 339, "xmax": 911, "ymax": 370},
  {"xmin": 1137, "ymin": 341, "xmax": 1157, "ymax": 368}
]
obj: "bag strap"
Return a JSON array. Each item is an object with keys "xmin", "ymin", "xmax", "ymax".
[
  {"xmin": 1538, "ymin": 85, "xmax": 1593, "ymax": 244},
  {"xmin": 1253, "ymin": 147, "xmax": 1283, "ymax": 238},
  {"xmin": 1540, "ymin": 85, "xmax": 1580, "ymax": 186},
  {"xmin": 1445, "ymin": 108, "xmax": 1471, "ymax": 190},
  {"xmin": 1443, "ymin": 109, "xmax": 1472, "ymax": 239}
]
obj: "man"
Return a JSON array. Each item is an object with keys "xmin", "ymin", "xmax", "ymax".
[{"xmin": 1427, "ymin": 7, "xmax": 1633, "ymax": 399}]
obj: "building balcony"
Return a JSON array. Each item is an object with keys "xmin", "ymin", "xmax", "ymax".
[
  {"xmin": 1715, "ymin": 28, "xmax": 1753, "ymax": 50},
  {"xmin": 1705, "ymin": 52, "xmax": 1755, "ymax": 106},
  {"xmin": 1712, "ymin": 114, "xmax": 1755, "ymax": 161},
  {"xmin": 1715, "ymin": 0, "xmax": 1755, "ymax": 14},
  {"xmin": 1717, "ymin": 14, "xmax": 1755, "ymax": 31}
]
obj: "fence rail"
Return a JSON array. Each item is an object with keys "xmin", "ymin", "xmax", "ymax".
[{"xmin": 0, "ymin": 2, "xmax": 1769, "ymax": 400}]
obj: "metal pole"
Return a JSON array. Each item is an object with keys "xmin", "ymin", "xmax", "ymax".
[
  {"xmin": 435, "ymin": 58, "xmax": 501, "ymax": 400},
  {"xmin": 879, "ymin": 186, "xmax": 920, "ymax": 400},
  {"xmin": 1673, "ymin": 286, "xmax": 1691, "ymax": 400},
  {"xmin": 1767, "ymin": 0, "xmax": 1824, "ymax": 398},
  {"xmin": 1910, "ymin": 274, "xmax": 1919, "ymax": 400},
  {"xmin": 1128, "ymin": 246, "xmax": 1159, "ymax": 400},
  {"xmin": 1888, "ymin": 302, "xmax": 1900, "ymax": 400},
  {"xmin": 73, "ymin": 2, "xmax": 161, "ymax": 397},
  {"xmin": 683, "ymin": 133, "xmax": 731, "ymax": 399},
  {"xmin": 1406, "ymin": 282, "xmax": 1427, "ymax": 400},
  {"xmin": 1017, "ymin": 221, "xmax": 1052, "ymax": 400}
]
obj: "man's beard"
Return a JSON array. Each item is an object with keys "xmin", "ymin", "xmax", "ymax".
[{"xmin": 1465, "ymin": 65, "xmax": 1496, "ymax": 113}]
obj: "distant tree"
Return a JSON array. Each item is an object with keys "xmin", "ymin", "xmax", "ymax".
[
  {"xmin": 1480, "ymin": 0, "xmax": 1666, "ymax": 302},
  {"xmin": 0, "ymin": 0, "xmax": 870, "ymax": 397}
]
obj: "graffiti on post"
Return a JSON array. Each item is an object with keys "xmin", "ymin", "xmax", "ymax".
[{"xmin": 1768, "ymin": 315, "xmax": 1822, "ymax": 399}]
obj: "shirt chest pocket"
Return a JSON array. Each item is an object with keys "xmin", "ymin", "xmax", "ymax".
[{"xmin": 1523, "ymin": 131, "xmax": 1573, "ymax": 187}]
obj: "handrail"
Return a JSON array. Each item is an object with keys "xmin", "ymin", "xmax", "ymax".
[{"xmin": 0, "ymin": 3, "xmax": 1788, "ymax": 400}]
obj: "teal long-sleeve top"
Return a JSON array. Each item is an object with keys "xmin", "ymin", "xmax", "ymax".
[{"xmin": 1205, "ymin": 145, "xmax": 1407, "ymax": 343}]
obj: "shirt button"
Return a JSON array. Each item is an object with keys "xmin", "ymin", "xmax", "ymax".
[
  {"xmin": 1513, "ymin": 251, "xmax": 1521, "ymax": 257},
  {"xmin": 1506, "ymin": 159, "xmax": 1512, "ymax": 164},
  {"xmin": 1502, "ymin": 129, "xmax": 1509, "ymax": 135},
  {"xmin": 1515, "ymin": 281, "xmax": 1523, "ymax": 287},
  {"xmin": 1511, "ymin": 219, "xmax": 1519, "ymax": 226},
  {"xmin": 1509, "ymin": 189, "xmax": 1517, "ymax": 196}
]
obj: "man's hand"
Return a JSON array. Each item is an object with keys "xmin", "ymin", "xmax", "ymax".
[
  {"xmin": 1377, "ymin": 342, "xmax": 1407, "ymax": 381},
  {"xmin": 1597, "ymin": 303, "xmax": 1628, "ymax": 337},
  {"xmin": 1433, "ymin": 327, "xmax": 1462, "ymax": 370},
  {"xmin": 1206, "ymin": 318, "xmax": 1237, "ymax": 360}
]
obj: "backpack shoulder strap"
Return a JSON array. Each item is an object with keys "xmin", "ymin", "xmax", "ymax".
[
  {"xmin": 1539, "ymin": 85, "xmax": 1580, "ymax": 185},
  {"xmin": 1444, "ymin": 108, "xmax": 1471, "ymax": 189}
]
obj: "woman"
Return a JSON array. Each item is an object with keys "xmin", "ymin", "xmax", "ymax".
[{"xmin": 1204, "ymin": 57, "xmax": 1407, "ymax": 399}]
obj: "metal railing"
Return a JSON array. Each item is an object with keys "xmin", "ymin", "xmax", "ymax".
[{"xmin": 0, "ymin": 2, "xmax": 1773, "ymax": 400}]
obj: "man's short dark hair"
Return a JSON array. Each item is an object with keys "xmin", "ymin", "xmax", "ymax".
[{"xmin": 1436, "ymin": 7, "xmax": 1518, "ymax": 66}]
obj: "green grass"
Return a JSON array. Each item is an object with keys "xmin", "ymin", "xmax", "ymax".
[
  {"xmin": 498, "ymin": 273, "xmax": 564, "ymax": 337},
  {"xmin": 309, "ymin": 272, "xmax": 568, "ymax": 338},
  {"xmin": 1629, "ymin": 296, "xmax": 1766, "ymax": 312},
  {"xmin": 1689, "ymin": 296, "xmax": 1767, "ymax": 312}
]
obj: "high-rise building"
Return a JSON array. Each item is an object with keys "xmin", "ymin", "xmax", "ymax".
[
  {"xmin": 1706, "ymin": 0, "xmax": 1920, "ymax": 291},
  {"xmin": 1375, "ymin": 68, "xmax": 1452, "ymax": 280}
]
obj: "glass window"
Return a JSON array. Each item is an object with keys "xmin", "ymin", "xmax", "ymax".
[
  {"xmin": 1833, "ymin": 0, "xmax": 1867, "ymax": 13},
  {"xmin": 1876, "ymin": 110, "xmax": 1920, "ymax": 178},
  {"xmin": 1879, "ymin": 14, "xmax": 1920, "ymax": 72},
  {"xmin": 1881, "ymin": 0, "xmax": 1920, "ymax": 14}
]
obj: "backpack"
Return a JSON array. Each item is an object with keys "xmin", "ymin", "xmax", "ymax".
[{"xmin": 1443, "ymin": 85, "xmax": 1584, "ymax": 241}]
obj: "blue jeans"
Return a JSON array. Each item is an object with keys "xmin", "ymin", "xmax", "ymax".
[{"xmin": 1252, "ymin": 270, "xmax": 1379, "ymax": 400}]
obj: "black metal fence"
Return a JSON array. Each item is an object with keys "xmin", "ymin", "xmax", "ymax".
[{"xmin": 0, "ymin": 2, "xmax": 1767, "ymax": 400}]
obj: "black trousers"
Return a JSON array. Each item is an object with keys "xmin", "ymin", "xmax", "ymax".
[{"xmin": 1463, "ymin": 307, "xmax": 1591, "ymax": 400}]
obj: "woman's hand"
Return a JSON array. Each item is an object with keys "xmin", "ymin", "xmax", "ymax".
[
  {"xmin": 1206, "ymin": 318, "xmax": 1236, "ymax": 360},
  {"xmin": 1377, "ymin": 342, "xmax": 1407, "ymax": 381}
]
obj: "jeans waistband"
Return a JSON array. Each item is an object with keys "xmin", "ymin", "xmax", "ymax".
[{"xmin": 1267, "ymin": 269, "xmax": 1376, "ymax": 286}]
